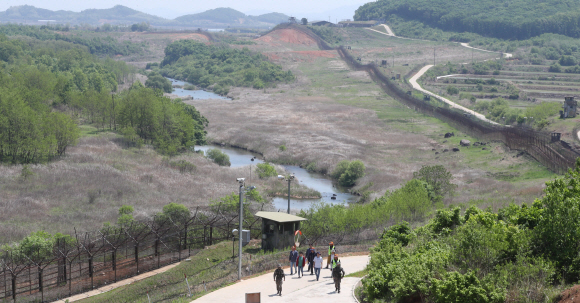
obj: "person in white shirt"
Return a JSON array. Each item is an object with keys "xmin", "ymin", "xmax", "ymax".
[{"xmin": 313, "ymin": 252, "xmax": 324, "ymax": 281}]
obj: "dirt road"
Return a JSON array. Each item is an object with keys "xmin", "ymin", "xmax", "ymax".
[
  {"xmin": 409, "ymin": 65, "xmax": 499, "ymax": 125},
  {"xmin": 191, "ymin": 255, "xmax": 369, "ymax": 303},
  {"xmin": 367, "ymin": 24, "xmax": 512, "ymax": 59}
]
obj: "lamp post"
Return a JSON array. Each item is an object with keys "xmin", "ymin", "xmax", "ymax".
[
  {"xmin": 237, "ymin": 179, "xmax": 244, "ymax": 280},
  {"xmin": 286, "ymin": 174, "xmax": 295, "ymax": 214}
]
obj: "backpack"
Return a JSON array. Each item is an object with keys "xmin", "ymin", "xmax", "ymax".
[
  {"xmin": 332, "ymin": 266, "xmax": 343, "ymax": 279},
  {"xmin": 274, "ymin": 268, "xmax": 284, "ymax": 280}
]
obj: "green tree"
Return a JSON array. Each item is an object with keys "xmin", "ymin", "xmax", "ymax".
[
  {"xmin": 413, "ymin": 165, "xmax": 456, "ymax": 201},
  {"xmin": 533, "ymin": 159, "xmax": 580, "ymax": 281},
  {"xmin": 338, "ymin": 160, "xmax": 366, "ymax": 187},
  {"xmin": 255, "ymin": 162, "xmax": 277, "ymax": 178}
]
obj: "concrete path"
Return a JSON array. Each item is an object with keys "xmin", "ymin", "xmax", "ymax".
[
  {"xmin": 192, "ymin": 255, "xmax": 370, "ymax": 303},
  {"xmin": 409, "ymin": 65, "xmax": 499, "ymax": 125},
  {"xmin": 53, "ymin": 263, "xmax": 180, "ymax": 302}
]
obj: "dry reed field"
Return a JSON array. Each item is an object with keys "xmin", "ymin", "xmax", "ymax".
[{"xmin": 0, "ymin": 134, "xmax": 317, "ymax": 243}]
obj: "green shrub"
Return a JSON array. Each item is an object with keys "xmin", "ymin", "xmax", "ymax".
[
  {"xmin": 255, "ymin": 162, "xmax": 277, "ymax": 179},
  {"xmin": 381, "ymin": 221, "xmax": 414, "ymax": 247},
  {"xmin": 206, "ymin": 148, "xmax": 231, "ymax": 166},
  {"xmin": 305, "ymin": 162, "xmax": 317, "ymax": 172},
  {"xmin": 279, "ymin": 144, "xmax": 286, "ymax": 151},
  {"xmin": 431, "ymin": 271, "xmax": 505, "ymax": 303},
  {"xmin": 330, "ymin": 160, "xmax": 350, "ymax": 179},
  {"xmin": 446, "ymin": 86, "xmax": 459, "ymax": 95},
  {"xmin": 338, "ymin": 160, "xmax": 365, "ymax": 187}
]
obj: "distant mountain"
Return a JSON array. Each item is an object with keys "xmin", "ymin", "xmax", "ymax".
[
  {"xmin": 175, "ymin": 8, "xmax": 246, "ymax": 24},
  {"xmin": 175, "ymin": 7, "xmax": 289, "ymax": 27},
  {"xmin": 252, "ymin": 13, "xmax": 289, "ymax": 24},
  {"xmin": 0, "ymin": 5, "xmax": 167, "ymax": 25},
  {"xmin": 0, "ymin": 5, "xmax": 289, "ymax": 28}
]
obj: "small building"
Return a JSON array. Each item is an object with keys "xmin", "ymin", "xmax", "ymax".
[
  {"xmin": 310, "ymin": 20, "xmax": 334, "ymax": 26},
  {"xmin": 561, "ymin": 96, "xmax": 577, "ymax": 118},
  {"xmin": 255, "ymin": 211, "xmax": 307, "ymax": 251}
]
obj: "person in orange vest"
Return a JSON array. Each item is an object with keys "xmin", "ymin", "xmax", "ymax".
[{"xmin": 325, "ymin": 241, "xmax": 335, "ymax": 269}]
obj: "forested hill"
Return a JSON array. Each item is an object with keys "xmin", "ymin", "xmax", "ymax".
[{"xmin": 354, "ymin": 0, "xmax": 580, "ymax": 40}]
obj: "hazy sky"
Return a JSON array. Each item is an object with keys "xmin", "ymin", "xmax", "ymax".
[{"xmin": 0, "ymin": 0, "xmax": 370, "ymax": 20}]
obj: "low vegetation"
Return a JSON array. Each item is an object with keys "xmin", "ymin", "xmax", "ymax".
[
  {"xmin": 153, "ymin": 40, "xmax": 295, "ymax": 95},
  {"xmin": 206, "ymin": 148, "xmax": 231, "ymax": 166}
]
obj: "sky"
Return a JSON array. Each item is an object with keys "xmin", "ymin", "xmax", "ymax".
[{"xmin": 0, "ymin": 0, "xmax": 371, "ymax": 20}]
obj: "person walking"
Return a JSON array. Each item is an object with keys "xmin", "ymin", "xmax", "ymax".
[
  {"xmin": 332, "ymin": 261, "xmax": 345, "ymax": 293},
  {"xmin": 288, "ymin": 246, "xmax": 298, "ymax": 275},
  {"xmin": 273, "ymin": 264, "xmax": 286, "ymax": 296},
  {"xmin": 325, "ymin": 242, "xmax": 335, "ymax": 269},
  {"xmin": 305, "ymin": 245, "xmax": 315, "ymax": 275},
  {"xmin": 332, "ymin": 254, "xmax": 341, "ymax": 270},
  {"xmin": 329, "ymin": 247, "xmax": 336, "ymax": 272},
  {"xmin": 296, "ymin": 251, "xmax": 306, "ymax": 277},
  {"xmin": 313, "ymin": 252, "xmax": 323, "ymax": 281}
]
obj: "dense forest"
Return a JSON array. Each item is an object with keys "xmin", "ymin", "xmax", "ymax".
[
  {"xmin": 152, "ymin": 40, "xmax": 295, "ymax": 95},
  {"xmin": 0, "ymin": 29, "xmax": 207, "ymax": 163},
  {"xmin": 355, "ymin": 0, "xmax": 580, "ymax": 40},
  {"xmin": 0, "ymin": 24, "xmax": 145, "ymax": 56}
]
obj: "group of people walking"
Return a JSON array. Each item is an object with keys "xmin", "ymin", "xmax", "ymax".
[{"xmin": 273, "ymin": 242, "xmax": 345, "ymax": 296}]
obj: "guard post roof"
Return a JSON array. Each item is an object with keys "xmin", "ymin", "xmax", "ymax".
[{"xmin": 255, "ymin": 211, "xmax": 308, "ymax": 223}]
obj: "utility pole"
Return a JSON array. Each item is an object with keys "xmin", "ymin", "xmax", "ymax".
[
  {"xmin": 237, "ymin": 181, "xmax": 243, "ymax": 280},
  {"xmin": 286, "ymin": 174, "xmax": 295, "ymax": 214},
  {"xmin": 287, "ymin": 178, "xmax": 291, "ymax": 214}
]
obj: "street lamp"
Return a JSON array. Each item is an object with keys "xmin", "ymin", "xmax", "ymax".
[{"xmin": 286, "ymin": 174, "xmax": 295, "ymax": 214}]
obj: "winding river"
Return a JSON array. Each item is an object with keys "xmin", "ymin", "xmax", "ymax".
[
  {"xmin": 167, "ymin": 78, "xmax": 230, "ymax": 100},
  {"xmin": 194, "ymin": 145, "xmax": 358, "ymax": 212}
]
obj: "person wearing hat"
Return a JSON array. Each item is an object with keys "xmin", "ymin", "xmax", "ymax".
[
  {"xmin": 332, "ymin": 260, "xmax": 345, "ymax": 293},
  {"xmin": 313, "ymin": 251, "xmax": 324, "ymax": 281},
  {"xmin": 325, "ymin": 241, "xmax": 335, "ymax": 269},
  {"xmin": 273, "ymin": 264, "xmax": 286, "ymax": 296}
]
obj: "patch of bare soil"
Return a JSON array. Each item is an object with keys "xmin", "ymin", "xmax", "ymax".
[
  {"xmin": 257, "ymin": 28, "xmax": 318, "ymax": 47},
  {"xmin": 558, "ymin": 285, "xmax": 580, "ymax": 303}
]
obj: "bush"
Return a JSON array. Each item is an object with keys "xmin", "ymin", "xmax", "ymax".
[
  {"xmin": 169, "ymin": 159, "xmax": 196, "ymax": 173},
  {"xmin": 549, "ymin": 63, "xmax": 562, "ymax": 72},
  {"xmin": 279, "ymin": 144, "xmax": 286, "ymax": 151},
  {"xmin": 431, "ymin": 271, "xmax": 505, "ymax": 303},
  {"xmin": 206, "ymin": 148, "xmax": 231, "ymax": 166},
  {"xmin": 447, "ymin": 86, "xmax": 459, "ymax": 95},
  {"xmin": 381, "ymin": 221, "xmax": 414, "ymax": 246},
  {"xmin": 255, "ymin": 162, "xmax": 277, "ymax": 179}
]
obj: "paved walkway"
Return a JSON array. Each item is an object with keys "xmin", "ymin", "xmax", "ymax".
[{"xmin": 192, "ymin": 255, "xmax": 370, "ymax": 303}]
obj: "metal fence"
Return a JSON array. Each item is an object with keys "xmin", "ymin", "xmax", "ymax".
[
  {"xmin": 0, "ymin": 203, "xmax": 263, "ymax": 302},
  {"xmin": 337, "ymin": 46, "xmax": 579, "ymax": 174}
]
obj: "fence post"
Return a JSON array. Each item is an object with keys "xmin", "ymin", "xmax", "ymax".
[
  {"xmin": 135, "ymin": 243, "xmax": 139, "ymax": 273},
  {"xmin": 89, "ymin": 256, "xmax": 94, "ymax": 289},
  {"xmin": 11, "ymin": 274, "xmax": 15, "ymax": 301},
  {"xmin": 38, "ymin": 267, "xmax": 43, "ymax": 302},
  {"xmin": 112, "ymin": 249, "xmax": 117, "ymax": 282}
]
